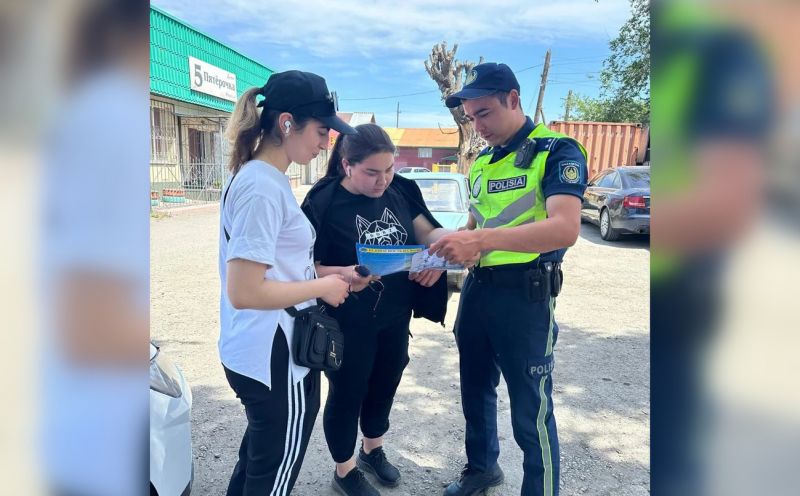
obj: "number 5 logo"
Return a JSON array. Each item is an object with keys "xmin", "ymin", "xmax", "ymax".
[{"xmin": 194, "ymin": 64, "xmax": 203, "ymax": 87}]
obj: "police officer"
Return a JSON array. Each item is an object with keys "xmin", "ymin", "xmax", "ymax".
[{"xmin": 429, "ymin": 63, "xmax": 588, "ymax": 496}]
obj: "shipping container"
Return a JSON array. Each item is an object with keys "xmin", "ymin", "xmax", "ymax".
[{"xmin": 548, "ymin": 121, "xmax": 649, "ymax": 178}]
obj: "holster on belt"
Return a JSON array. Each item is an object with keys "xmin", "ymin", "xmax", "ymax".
[
  {"xmin": 542, "ymin": 262, "xmax": 563, "ymax": 298},
  {"xmin": 473, "ymin": 261, "xmax": 563, "ymax": 301},
  {"xmin": 525, "ymin": 263, "xmax": 564, "ymax": 301}
]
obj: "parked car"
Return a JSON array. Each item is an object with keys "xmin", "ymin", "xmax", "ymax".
[
  {"xmin": 581, "ymin": 166, "xmax": 650, "ymax": 241},
  {"xmin": 150, "ymin": 342, "xmax": 193, "ymax": 496},
  {"xmin": 397, "ymin": 166, "xmax": 430, "ymax": 174},
  {"xmin": 403, "ymin": 172, "xmax": 470, "ymax": 290}
]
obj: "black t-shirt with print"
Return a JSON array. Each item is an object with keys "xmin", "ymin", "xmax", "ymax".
[{"xmin": 315, "ymin": 183, "xmax": 423, "ymax": 325}]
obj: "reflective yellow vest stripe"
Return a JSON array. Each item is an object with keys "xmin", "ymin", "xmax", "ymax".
[{"xmin": 469, "ymin": 123, "xmax": 587, "ymax": 267}]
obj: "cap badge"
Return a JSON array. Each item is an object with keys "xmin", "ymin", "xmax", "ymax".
[{"xmin": 466, "ymin": 69, "xmax": 478, "ymax": 85}]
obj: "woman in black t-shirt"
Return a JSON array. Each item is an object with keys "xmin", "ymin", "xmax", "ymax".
[{"xmin": 301, "ymin": 124, "xmax": 450, "ymax": 496}]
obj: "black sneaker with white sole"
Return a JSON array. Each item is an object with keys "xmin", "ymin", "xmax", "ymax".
[
  {"xmin": 356, "ymin": 446, "xmax": 401, "ymax": 487},
  {"xmin": 332, "ymin": 468, "xmax": 380, "ymax": 496}
]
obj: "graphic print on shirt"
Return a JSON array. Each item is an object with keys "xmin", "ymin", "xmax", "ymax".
[{"xmin": 356, "ymin": 208, "xmax": 408, "ymax": 245}]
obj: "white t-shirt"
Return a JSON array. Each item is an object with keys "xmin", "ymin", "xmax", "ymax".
[{"xmin": 219, "ymin": 160, "xmax": 316, "ymax": 388}]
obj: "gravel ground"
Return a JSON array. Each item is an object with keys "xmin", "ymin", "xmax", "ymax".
[{"xmin": 151, "ymin": 197, "xmax": 650, "ymax": 496}]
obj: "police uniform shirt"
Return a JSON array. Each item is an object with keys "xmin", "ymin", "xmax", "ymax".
[{"xmin": 483, "ymin": 116, "xmax": 589, "ymax": 262}]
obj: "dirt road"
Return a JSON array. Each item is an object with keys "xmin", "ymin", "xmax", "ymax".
[{"xmin": 151, "ymin": 203, "xmax": 649, "ymax": 495}]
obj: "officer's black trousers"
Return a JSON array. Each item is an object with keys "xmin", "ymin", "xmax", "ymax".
[
  {"xmin": 455, "ymin": 273, "xmax": 559, "ymax": 496},
  {"xmin": 323, "ymin": 312, "xmax": 411, "ymax": 463},
  {"xmin": 223, "ymin": 327, "xmax": 321, "ymax": 496}
]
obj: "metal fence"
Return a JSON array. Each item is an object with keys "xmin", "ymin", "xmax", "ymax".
[
  {"xmin": 150, "ymin": 99, "xmax": 336, "ymax": 209},
  {"xmin": 150, "ymin": 99, "xmax": 230, "ymax": 208}
]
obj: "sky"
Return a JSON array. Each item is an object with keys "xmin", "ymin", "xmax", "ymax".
[{"xmin": 152, "ymin": 0, "xmax": 633, "ymax": 129}]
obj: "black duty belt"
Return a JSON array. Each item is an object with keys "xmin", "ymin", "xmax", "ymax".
[
  {"xmin": 471, "ymin": 261, "xmax": 563, "ymax": 297},
  {"xmin": 472, "ymin": 262, "xmax": 560, "ymax": 284}
]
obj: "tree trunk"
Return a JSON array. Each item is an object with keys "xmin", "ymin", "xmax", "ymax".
[{"xmin": 425, "ymin": 42, "xmax": 485, "ymax": 174}]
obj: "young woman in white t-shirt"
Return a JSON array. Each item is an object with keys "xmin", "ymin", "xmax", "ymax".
[{"xmin": 219, "ymin": 70, "xmax": 354, "ymax": 496}]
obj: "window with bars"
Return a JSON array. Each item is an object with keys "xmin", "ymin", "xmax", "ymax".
[
  {"xmin": 150, "ymin": 100, "xmax": 178, "ymax": 164},
  {"xmin": 418, "ymin": 147, "xmax": 432, "ymax": 158}
]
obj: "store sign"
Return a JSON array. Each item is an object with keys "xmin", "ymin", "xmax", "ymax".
[{"xmin": 188, "ymin": 56, "xmax": 237, "ymax": 102}]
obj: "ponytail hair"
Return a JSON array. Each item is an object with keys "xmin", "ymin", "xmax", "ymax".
[
  {"xmin": 225, "ymin": 87, "xmax": 263, "ymax": 174},
  {"xmin": 225, "ymin": 86, "xmax": 313, "ymax": 174},
  {"xmin": 324, "ymin": 123, "xmax": 396, "ymax": 179}
]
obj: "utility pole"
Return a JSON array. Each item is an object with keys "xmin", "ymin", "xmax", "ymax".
[
  {"xmin": 396, "ymin": 101, "xmax": 401, "ymax": 127},
  {"xmin": 563, "ymin": 89, "xmax": 573, "ymax": 121},
  {"xmin": 534, "ymin": 49, "xmax": 551, "ymax": 125}
]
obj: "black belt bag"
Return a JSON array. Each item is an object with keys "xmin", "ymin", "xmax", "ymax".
[{"xmin": 285, "ymin": 305, "xmax": 344, "ymax": 372}]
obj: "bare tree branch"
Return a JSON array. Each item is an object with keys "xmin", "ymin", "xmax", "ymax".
[{"xmin": 424, "ymin": 42, "xmax": 485, "ymax": 173}]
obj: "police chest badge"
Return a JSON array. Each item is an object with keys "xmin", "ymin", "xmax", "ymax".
[
  {"xmin": 559, "ymin": 160, "xmax": 582, "ymax": 184},
  {"xmin": 471, "ymin": 173, "xmax": 482, "ymax": 198}
]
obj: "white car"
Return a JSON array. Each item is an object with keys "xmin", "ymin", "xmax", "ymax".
[{"xmin": 150, "ymin": 342, "xmax": 193, "ymax": 495}]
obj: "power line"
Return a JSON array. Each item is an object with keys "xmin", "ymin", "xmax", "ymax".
[
  {"xmin": 338, "ymin": 57, "xmax": 606, "ymax": 102},
  {"xmin": 547, "ymin": 55, "xmax": 606, "ymax": 62},
  {"xmin": 548, "ymin": 71, "xmax": 602, "ymax": 76},
  {"xmin": 549, "ymin": 60, "xmax": 605, "ymax": 68},
  {"xmin": 516, "ymin": 63, "xmax": 543, "ymax": 74},
  {"xmin": 339, "ymin": 89, "xmax": 439, "ymax": 101}
]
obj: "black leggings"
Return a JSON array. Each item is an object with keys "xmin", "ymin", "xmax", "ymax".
[
  {"xmin": 323, "ymin": 312, "xmax": 411, "ymax": 463},
  {"xmin": 224, "ymin": 327, "xmax": 320, "ymax": 496}
]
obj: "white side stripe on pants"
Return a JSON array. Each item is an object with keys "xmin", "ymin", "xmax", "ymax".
[
  {"xmin": 270, "ymin": 364, "xmax": 304, "ymax": 496},
  {"xmin": 278, "ymin": 378, "xmax": 306, "ymax": 496}
]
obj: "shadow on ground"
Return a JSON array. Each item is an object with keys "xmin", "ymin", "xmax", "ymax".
[
  {"xmin": 579, "ymin": 223, "xmax": 650, "ymax": 250},
  {"xmin": 185, "ymin": 322, "xmax": 649, "ymax": 496}
]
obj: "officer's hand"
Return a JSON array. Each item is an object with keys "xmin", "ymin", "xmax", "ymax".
[
  {"xmin": 429, "ymin": 231, "xmax": 483, "ymax": 265},
  {"xmin": 409, "ymin": 269, "xmax": 443, "ymax": 287},
  {"xmin": 462, "ymin": 252, "xmax": 481, "ymax": 269}
]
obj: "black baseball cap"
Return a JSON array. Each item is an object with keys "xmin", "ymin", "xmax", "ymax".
[
  {"xmin": 445, "ymin": 62, "xmax": 521, "ymax": 108},
  {"xmin": 257, "ymin": 70, "xmax": 357, "ymax": 134}
]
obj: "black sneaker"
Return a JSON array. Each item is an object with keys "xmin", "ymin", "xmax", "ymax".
[
  {"xmin": 332, "ymin": 468, "xmax": 380, "ymax": 496},
  {"xmin": 442, "ymin": 464, "xmax": 504, "ymax": 496},
  {"xmin": 357, "ymin": 446, "xmax": 401, "ymax": 487}
]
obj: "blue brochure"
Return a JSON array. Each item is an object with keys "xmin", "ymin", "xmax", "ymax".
[{"xmin": 355, "ymin": 244, "xmax": 464, "ymax": 276}]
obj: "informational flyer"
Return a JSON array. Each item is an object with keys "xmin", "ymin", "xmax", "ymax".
[
  {"xmin": 410, "ymin": 249, "xmax": 464, "ymax": 273},
  {"xmin": 355, "ymin": 244, "xmax": 464, "ymax": 276}
]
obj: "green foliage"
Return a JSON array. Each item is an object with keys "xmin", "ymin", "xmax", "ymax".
[
  {"xmin": 572, "ymin": 0, "xmax": 650, "ymax": 123},
  {"xmin": 572, "ymin": 94, "xmax": 650, "ymax": 123}
]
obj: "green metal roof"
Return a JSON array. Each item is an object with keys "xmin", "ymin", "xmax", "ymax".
[{"xmin": 150, "ymin": 6, "xmax": 274, "ymax": 112}]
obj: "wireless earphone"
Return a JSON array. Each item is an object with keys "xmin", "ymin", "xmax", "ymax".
[{"xmin": 283, "ymin": 121, "xmax": 292, "ymax": 129}]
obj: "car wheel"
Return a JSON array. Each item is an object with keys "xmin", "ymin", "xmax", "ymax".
[{"xmin": 600, "ymin": 208, "xmax": 621, "ymax": 241}]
